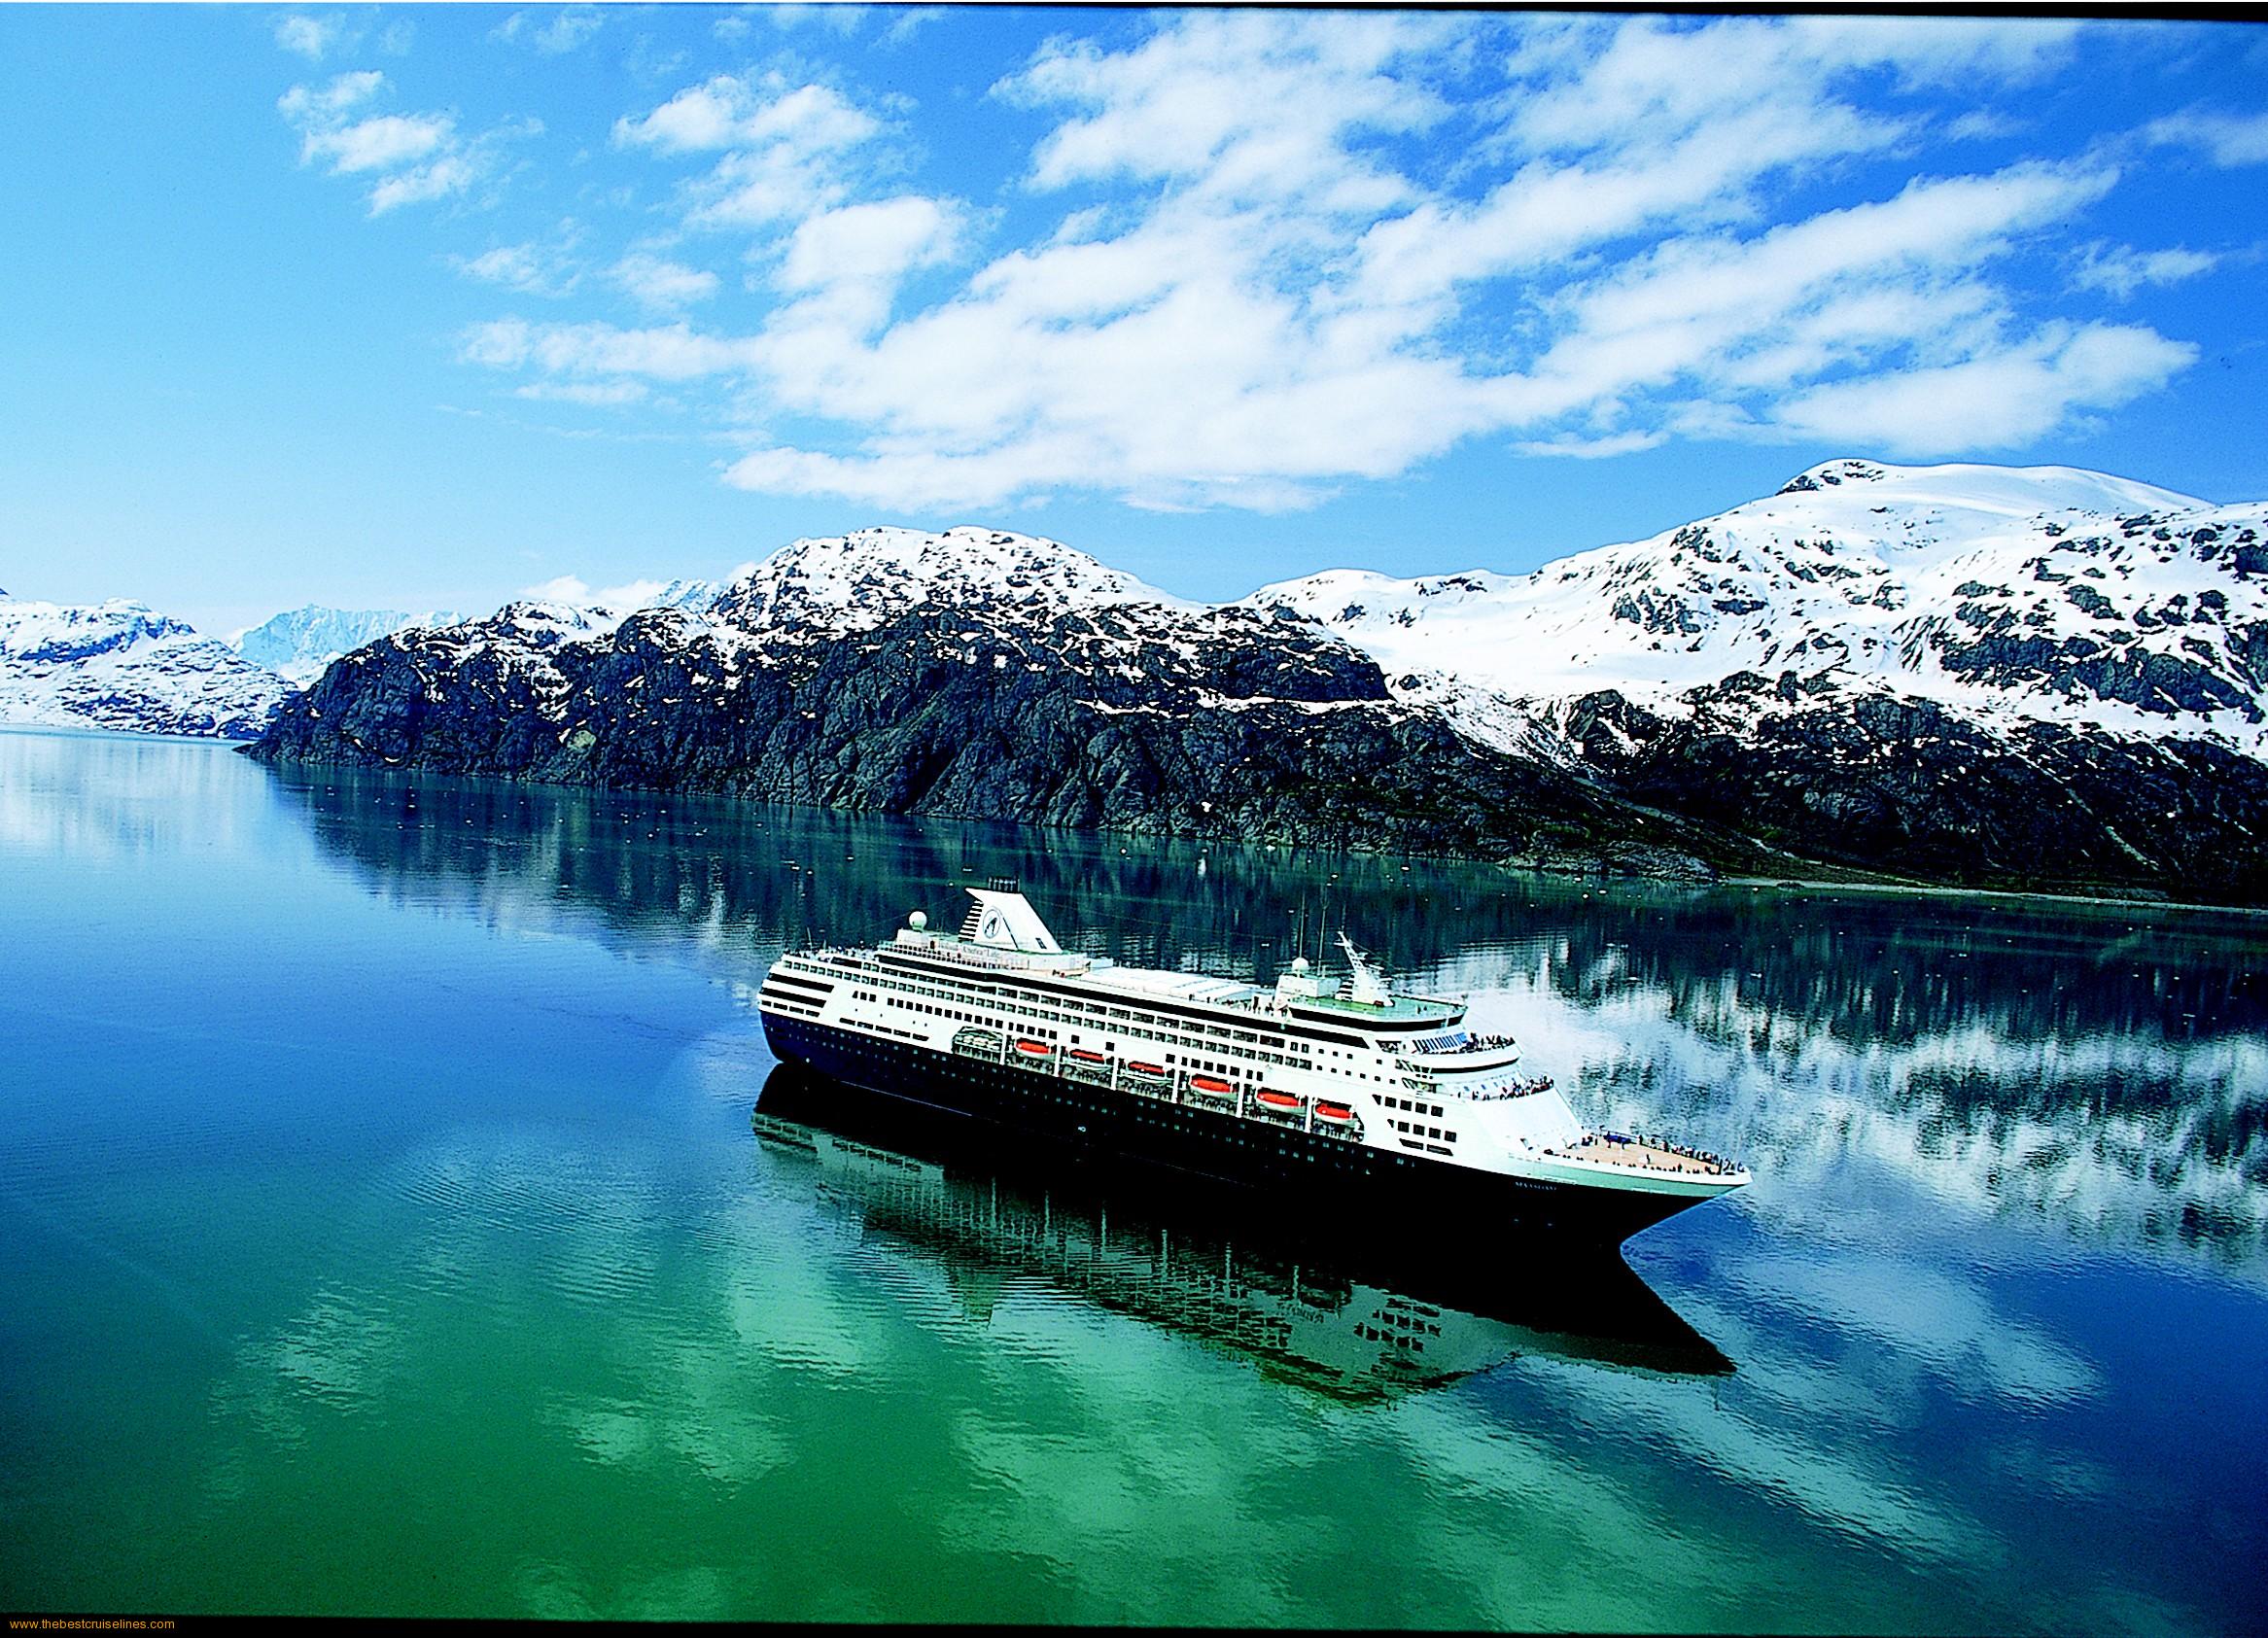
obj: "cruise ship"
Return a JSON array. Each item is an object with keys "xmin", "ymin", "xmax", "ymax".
[{"xmin": 758, "ymin": 881, "xmax": 1749, "ymax": 1244}]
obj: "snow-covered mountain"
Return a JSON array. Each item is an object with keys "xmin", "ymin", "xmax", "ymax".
[
  {"xmin": 0, "ymin": 594, "xmax": 292, "ymax": 739},
  {"xmin": 234, "ymin": 606, "xmax": 463, "ymax": 685},
  {"xmin": 258, "ymin": 518, "xmax": 1714, "ymax": 873},
  {"xmin": 707, "ymin": 525, "xmax": 1194, "ymax": 642},
  {"xmin": 1250, "ymin": 459, "xmax": 2268, "ymax": 757}
]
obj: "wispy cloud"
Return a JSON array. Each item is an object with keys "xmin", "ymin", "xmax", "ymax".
[
  {"xmin": 612, "ymin": 74, "xmax": 887, "ymax": 236},
  {"xmin": 460, "ymin": 318, "xmax": 758, "ymax": 381},
  {"xmin": 513, "ymin": 380, "xmax": 650, "ymax": 406},
  {"xmin": 274, "ymin": 13, "xmax": 349, "ymax": 62},
  {"xmin": 610, "ymin": 252, "xmax": 720, "ymax": 312},
  {"xmin": 2072, "ymin": 241, "xmax": 2220, "ymax": 300},
  {"xmin": 518, "ymin": 573, "xmax": 672, "ymax": 606},
  {"xmin": 278, "ymin": 71, "xmax": 535, "ymax": 216},
  {"xmin": 494, "ymin": 6, "xmax": 605, "ymax": 57},
  {"xmin": 2144, "ymin": 106, "xmax": 2268, "ymax": 167},
  {"xmin": 453, "ymin": 232, "xmax": 583, "ymax": 297},
  {"xmin": 1769, "ymin": 322, "xmax": 2194, "ymax": 451}
]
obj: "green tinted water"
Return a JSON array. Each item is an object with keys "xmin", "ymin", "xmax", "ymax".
[{"xmin": 2, "ymin": 730, "xmax": 2262, "ymax": 1629}]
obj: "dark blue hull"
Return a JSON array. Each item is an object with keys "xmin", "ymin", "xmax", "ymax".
[{"xmin": 761, "ymin": 1011, "xmax": 1707, "ymax": 1246}]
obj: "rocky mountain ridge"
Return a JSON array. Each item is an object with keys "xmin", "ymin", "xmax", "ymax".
[{"xmin": 249, "ymin": 471, "xmax": 2268, "ymax": 901}]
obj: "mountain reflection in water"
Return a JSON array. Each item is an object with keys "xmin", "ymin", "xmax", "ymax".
[
  {"xmin": 262, "ymin": 758, "xmax": 2267, "ymax": 1276},
  {"xmin": 752, "ymin": 1066, "xmax": 1731, "ymax": 1397}
]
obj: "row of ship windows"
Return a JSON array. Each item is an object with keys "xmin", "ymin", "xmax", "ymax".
[
  {"xmin": 1372, "ymin": 1311, "xmax": 1444, "ymax": 1337},
  {"xmin": 1389, "ymin": 1119, "xmax": 1456, "ymax": 1143},
  {"xmin": 855, "ymin": 978, "xmax": 1397, "ymax": 1079},
  {"xmin": 1381, "ymin": 1094, "xmax": 1445, "ymax": 1119},
  {"xmin": 1354, "ymin": 1323, "xmax": 1428, "ymax": 1353}
]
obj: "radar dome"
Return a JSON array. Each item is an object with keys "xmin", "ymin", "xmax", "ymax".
[
  {"xmin": 1291, "ymin": 957, "xmax": 1309, "ymax": 973},
  {"xmin": 909, "ymin": 910, "xmax": 928, "ymax": 929}
]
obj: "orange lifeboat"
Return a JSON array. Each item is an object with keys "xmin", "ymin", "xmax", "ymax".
[
  {"xmin": 1069, "ymin": 1048, "xmax": 1106, "ymax": 1063},
  {"xmin": 1014, "ymin": 1039, "xmax": 1053, "ymax": 1058},
  {"xmin": 1126, "ymin": 1061, "xmax": 1167, "ymax": 1078},
  {"xmin": 1186, "ymin": 1074, "xmax": 1236, "ymax": 1101},
  {"xmin": 1254, "ymin": 1089, "xmax": 1302, "ymax": 1112},
  {"xmin": 1313, "ymin": 1100, "xmax": 1355, "ymax": 1126}
]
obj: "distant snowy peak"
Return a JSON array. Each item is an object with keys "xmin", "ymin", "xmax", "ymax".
[
  {"xmin": 0, "ymin": 593, "xmax": 288, "ymax": 739},
  {"xmin": 404, "ymin": 599, "xmax": 629, "ymax": 655},
  {"xmin": 234, "ymin": 605, "xmax": 462, "ymax": 685},
  {"xmin": 642, "ymin": 577, "xmax": 727, "ymax": 613},
  {"xmin": 1250, "ymin": 460, "xmax": 2268, "ymax": 752},
  {"xmin": 710, "ymin": 524, "xmax": 1194, "ymax": 639}
]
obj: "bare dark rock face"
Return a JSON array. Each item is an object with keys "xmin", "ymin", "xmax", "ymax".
[
  {"xmin": 249, "ymin": 601, "xmax": 1752, "ymax": 875},
  {"xmin": 1553, "ymin": 680, "xmax": 2268, "ymax": 903}
]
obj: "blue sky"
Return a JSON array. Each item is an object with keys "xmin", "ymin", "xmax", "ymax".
[{"xmin": 1, "ymin": 6, "xmax": 2263, "ymax": 636}]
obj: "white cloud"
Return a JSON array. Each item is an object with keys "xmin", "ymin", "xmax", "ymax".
[
  {"xmin": 454, "ymin": 236, "xmax": 582, "ymax": 297},
  {"xmin": 1506, "ymin": 162, "xmax": 2119, "ymax": 414},
  {"xmin": 1945, "ymin": 110, "xmax": 2022, "ymax": 142},
  {"xmin": 369, "ymin": 156, "xmax": 476, "ymax": 214},
  {"xmin": 614, "ymin": 76, "xmax": 886, "ymax": 231},
  {"xmin": 513, "ymin": 381, "xmax": 650, "ymax": 406},
  {"xmin": 495, "ymin": 7, "xmax": 605, "ymax": 55},
  {"xmin": 2144, "ymin": 107, "xmax": 2268, "ymax": 167},
  {"xmin": 274, "ymin": 14, "xmax": 348, "ymax": 61},
  {"xmin": 277, "ymin": 70, "xmax": 382, "ymax": 124},
  {"xmin": 521, "ymin": 574, "xmax": 594, "ymax": 604},
  {"xmin": 460, "ymin": 318, "xmax": 759, "ymax": 381},
  {"xmin": 1006, "ymin": 10, "xmax": 1456, "ymax": 211},
  {"xmin": 779, "ymin": 196, "xmax": 959, "ymax": 295},
  {"xmin": 1515, "ymin": 430, "xmax": 1667, "ymax": 459},
  {"xmin": 764, "ymin": 3, "xmax": 871, "ymax": 40},
  {"xmin": 614, "ymin": 75, "xmax": 876, "ymax": 156},
  {"xmin": 302, "ymin": 111, "xmax": 452, "ymax": 174},
  {"xmin": 2073, "ymin": 242, "xmax": 2220, "ymax": 300},
  {"xmin": 519, "ymin": 574, "xmax": 673, "ymax": 606},
  {"xmin": 1770, "ymin": 322, "xmax": 2194, "ymax": 451},
  {"xmin": 611, "ymin": 253, "xmax": 720, "ymax": 311},
  {"xmin": 880, "ymin": 8, "xmax": 943, "ymax": 48}
]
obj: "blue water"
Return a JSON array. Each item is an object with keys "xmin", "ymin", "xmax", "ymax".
[{"xmin": 1, "ymin": 728, "xmax": 2263, "ymax": 1629}]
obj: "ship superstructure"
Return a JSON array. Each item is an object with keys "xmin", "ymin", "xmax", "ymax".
[{"xmin": 758, "ymin": 881, "xmax": 1748, "ymax": 1243}]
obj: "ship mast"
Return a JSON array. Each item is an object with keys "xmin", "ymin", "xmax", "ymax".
[{"xmin": 1335, "ymin": 933, "xmax": 1392, "ymax": 1007}]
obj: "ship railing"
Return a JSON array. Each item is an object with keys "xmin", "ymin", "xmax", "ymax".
[
  {"xmin": 1461, "ymin": 1076, "xmax": 1555, "ymax": 1101},
  {"xmin": 1548, "ymin": 1130, "xmax": 1742, "ymax": 1176},
  {"xmin": 897, "ymin": 938, "xmax": 1092, "ymax": 977},
  {"xmin": 1409, "ymin": 1031, "xmax": 1518, "ymax": 1058}
]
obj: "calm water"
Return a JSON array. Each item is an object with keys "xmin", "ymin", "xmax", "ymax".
[{"xmin": 2, "ymin": 728, "xmax": 2263, "ymax": 1630}]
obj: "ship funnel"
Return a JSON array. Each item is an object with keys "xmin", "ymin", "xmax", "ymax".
[{"xmin": 962, "ymin": 886, "xmax": 1063, "ymax": 953}]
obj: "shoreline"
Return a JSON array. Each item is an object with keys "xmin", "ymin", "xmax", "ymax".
[
  {"xmin": 8, "ymin": 720, "xmax": 2264, "ymax": 917},
  {"xmin": 1715, "ymin": 872, "xmax": 2268, "ymax": 919}
]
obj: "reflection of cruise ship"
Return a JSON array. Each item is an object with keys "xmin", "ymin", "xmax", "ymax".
[
  {"xmin": 753, "ymin": 1067, "xmax": 1730, "ymax": 1392},
  {"xmin": 759, "ymin": 882, "xmax": 1748, "ymax": 1244}
]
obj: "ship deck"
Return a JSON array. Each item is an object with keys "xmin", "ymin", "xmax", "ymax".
[
  {"xmin": 1562, "ymin": 1133, "xmax": 1743, "ymax": 1179},
  {"xmin": 1288, "ymin": 992, "xmax": 1463, "ymax": 1026}
]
